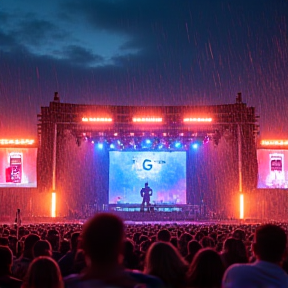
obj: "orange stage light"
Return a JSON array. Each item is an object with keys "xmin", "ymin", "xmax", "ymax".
[
  {"xmin": 240, "ymin": 194, "xmax": 244, "ymax": 219},
  {"xmin": 260, "ymin": 140, "xmax": 288, "ymax": 146},
  {"xmin": 82, "ymin": 117, "xmax": 113, "ymax": 122},
  {"xmin": 51, "ymin": 192, "xmax": 56, "ymax": 218},
  {"xmin": 0, "ymin": 139, "xmax": 35, "ymax": 145},
  {"xmin": 183, "ymin": 118, "xmax": 212, "ymax": 122}
]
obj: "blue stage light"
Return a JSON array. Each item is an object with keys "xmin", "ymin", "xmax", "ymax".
[
  {"xmin": 175, "ymin": 141, "xmax": 182, "ymax": 148},
  {"xmin": 141, "ymin": 138, "xmax": 153, "ymax": 149},
  {"xmin": 110, "ymin": 143, "xmax": 115, "ymax": 149},
  {"xmin": 97, "ymin": 143, "xmax": 103, "ymax": 149},
  {"xmin": 192, "ymin": 143, "xmax": 198, "ymax": 149}
]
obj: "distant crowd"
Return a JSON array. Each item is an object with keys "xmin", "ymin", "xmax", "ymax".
[{"xmin": 1, "ymin": 214, "xmax": 288, "ymax": 287}]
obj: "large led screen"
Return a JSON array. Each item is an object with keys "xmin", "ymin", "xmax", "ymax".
[
  {"xmin": 0, "ymin": 148, "xmax": 37, "ymax": 187},
  {"xmin": 109, "ymin": 151, "xmax": 186, "ymax": 204},
  {"xmin": 257, "ymin": 149, "xmax": 288, "ymax": 189}
]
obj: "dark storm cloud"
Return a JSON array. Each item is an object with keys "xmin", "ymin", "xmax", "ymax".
[
  {"xmin": 59, "ymin": 45, "xmax": 104, "ymax": 66},
  {"xmin": 0, "ymin": 30, "xmax": 17, "ymax": 50},
  {"xmin": 60, "ymin": 0, "xmax": 283, "ymax": 75},
  {"xmin": 0, "ymin": 0, "xmax": 288, "ymax": 138},
  {"xmin": 63, "ymin": 0, "xmax": 194, "ymax": 57},
  {"xmin": 15, "ymin": 18, "xmax": 67, "ymax": 45},
  {"xmin": 0, "ymin": 10, "xmax": 8, "ymax": 23},
  {"xmin": 0, "ymin": 12, "xmax": 68, "ymax": 55}
]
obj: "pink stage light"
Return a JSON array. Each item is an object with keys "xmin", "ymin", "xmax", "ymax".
[
  {"xmin": 203, "ymin": 135, "xmax": 210, "ymax": 144},
  {"xmin": 132, "ymin": 117, "xmax": 162, "ymax": 122}
]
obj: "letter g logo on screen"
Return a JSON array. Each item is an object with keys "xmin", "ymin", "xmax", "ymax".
[{"xmin": 143, "ymin": 159, "xmax": 153, "ymax": 171}]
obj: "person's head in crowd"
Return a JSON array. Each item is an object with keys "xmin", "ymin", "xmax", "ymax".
[
  {"xmin": 194, "ymin": 231, "xmax": 204, "ymax": 242},
  {"xmin": 232, "ymin": 229, "xmax": 246, "ymax": 241},
  {"xmin": 215, "ymin": 242, "xmax": 223, "ymax": 252},
  {"xmin": 2, "ymin": 228, "xmax": 9, "ymax": 237},
  {"xmin": 22, "ymin": 256, "xmax": 63, "ymax": 288},
  {"xmin": 132, "ymin": 232, "xmax": 141, "ymax": 245},
  {"xmin": 187, "ymin": 248, "xmax": 225, "ymax": 288},
  {"xmin": 209, "ymin": 232, "xmax": 217, "ymax": 241},
  {"xmin": 0, "ymin": 245, "xmax": 13, "ymax": 276},
  {"xmin": 124, "ymin": 239, "xmax": 134, "ymax": 255},
  {"xmin": 185, "ymin": 240, "xmax": 202, "ymax": 264},
  {"xmin": 144, "ymin": 241, "xmax": 188, "ymax": 288},
  {"xmin": 59, "ymin": 239, "xmax": 70, "ymax": 256},
  {"xmin": 140, "ymin": 239, "xmax": 152, "ymax": 253},
  {"xmin": 200, "ymin": 236, "xmax": 215, "ymax": 248},
  {"xmin": 0, "ymin": 237, "xmax": 9, "ymax": 246},
  {"xmin": 23, "ymin": 234, "xmax": 40, "ymax": 259},
  {"xmin": 17, "ymin": 227, "xmax": 26, "ymax": 239},
  {"xmin": 170, "ymin": 237, "xmax": 178, "ymax": 248},
  {"xmin": 253, "ymin": 224, "xmax": 287, "ymax": 264},
  {"xmin": 70, "ymin": 232, "xmax": 80, "ymax": 251},
  {"xmin": 8, "ymin": 235, "xmax": 18, "ymax": 256},
  {"xmin": 123, "ymin": 239, "xmax": 139, "ymax": 270},
  {"xmin": 81, "ymin": 213, "xmax": 125, "ymax": 267},
  {"xmin": 150, "ymin": 235, "xmax": 157, "ymax": 243},
  {"xmin": 33, "ymin": 240, "xmax": 52, "ymax": 258},
  {"xmin": 139, "ymin": 235, "xmax": 149, "ymax": 244},
  {"xmin": 178, "ymin": 232, "xmax": 193, "ymax": 257},
  {"xmin": 221, "ymin": 237, "xmax": 248, "ymax": 268},
  {"xmin": 47, "ymin": 230, "xmax": 59, "ymax": 252},
  {"xmin": 157, "ymin": 229, "xmax": 171, "ymax": 242},
  {"xmin": 79, "ymin": 213, "xmax": 164, "ymax": 288}
]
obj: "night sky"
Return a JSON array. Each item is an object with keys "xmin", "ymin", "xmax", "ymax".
[{"xmin": 1, "ymin": 0, "xmax": 288, "ymax": 139}]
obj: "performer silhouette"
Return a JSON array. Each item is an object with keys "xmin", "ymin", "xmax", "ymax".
[{"xmin": 140, "ymin": 182, "xmax": 153, "ymax": 208}]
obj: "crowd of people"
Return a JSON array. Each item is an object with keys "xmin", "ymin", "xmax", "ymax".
[{"xmin": 1, "ymin": 213, "xmax": 288, "ymax": 287}]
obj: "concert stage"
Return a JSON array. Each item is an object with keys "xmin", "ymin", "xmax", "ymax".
[
  {"xmin": 106, "ymin": 204, "xmax": 205, "ymax": 221},
  {"xmin": 0, "ymin": 93, "xmax": 260, "ymax": 221}
]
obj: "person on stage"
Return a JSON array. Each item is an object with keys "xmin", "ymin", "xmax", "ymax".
[{"xmin": 140, "ymin": 182, "xmax": 153, "ymax": 208}]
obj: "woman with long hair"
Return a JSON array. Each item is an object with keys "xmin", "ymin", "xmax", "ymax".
[
  {"xmin": 22, "ymin": 256, "xmax": 63, "ymax": 288},
  {"xmin": 144, "ymin": 241, "xmax": 188, "ymax": 288},
  {"xmin": 220, "ymin": 237, "xmax": 248, "ymax": 269},
  {"xmin": 186, "ymin": 248, "xmax": 225, "ymax": 288}
]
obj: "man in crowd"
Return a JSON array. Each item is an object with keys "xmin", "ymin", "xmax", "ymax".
[
  {"xmin": 64, "ymin": 213, "xmax": 163, "ymax": 288},
  {"xmin": 12, "ymin": 234, "xmax": 40, "ymax": 279},
  {"xmin": 0, "ymin": 245, "xmax": 22, "ymax": 288},
  {"xmin": 222, "ymin": 224, "xmax": 288, "ymax": 287},
  {"xmin": 58, "ymin": 231, "xmax": 80, "ymax": 276}
]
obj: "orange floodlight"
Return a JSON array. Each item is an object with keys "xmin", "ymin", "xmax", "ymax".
[
  {"xmin": 260, "ymin": 140, "xmax": 288, "ymax": 146},
  {"xmin": 51, "ymin": 192, "xmax": 56, "ymax": 218},
  {"xmin": 240, "ymin": 194, "xmax": 244, "ymax": 219},
  {"xmin": 82, "ymin": 117, "xmax": 113, "ymax": 122},
  {"xmin": 183, "ymin": 118, "xmax": 212, "ymax": 123},
  {"xmin": 0, "ymin": 139, "xmax": 35, "ymax": 145}
]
